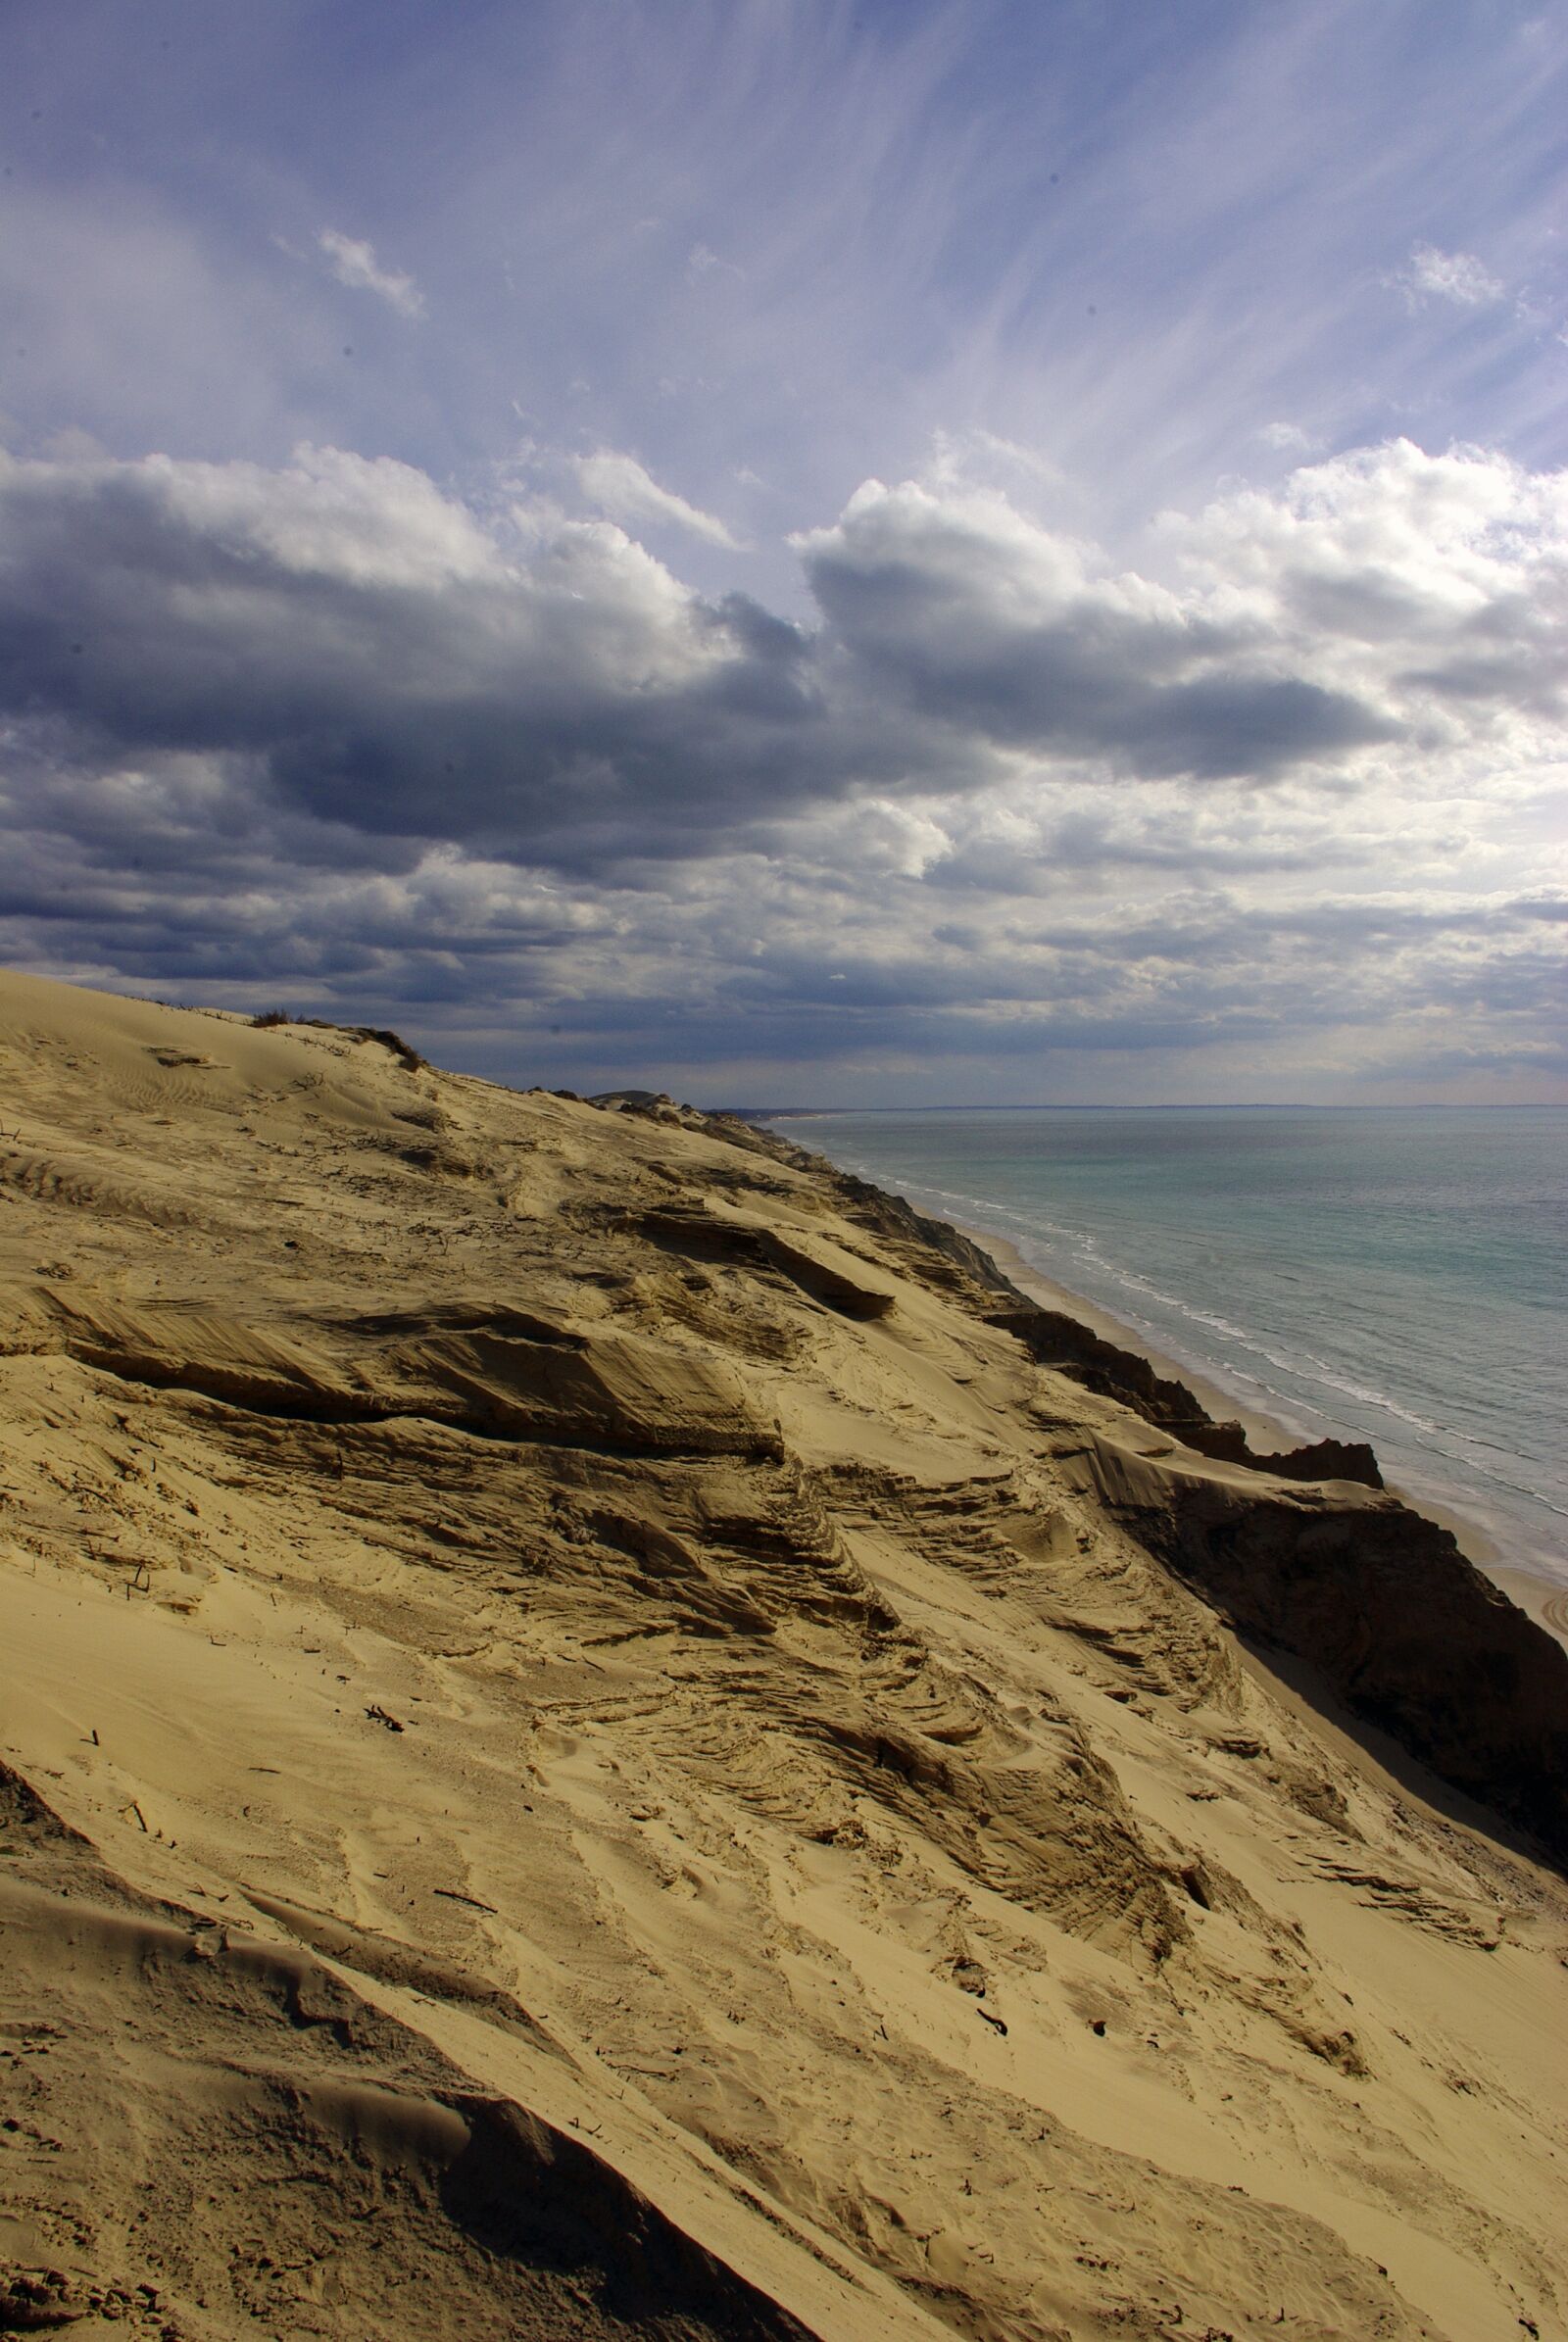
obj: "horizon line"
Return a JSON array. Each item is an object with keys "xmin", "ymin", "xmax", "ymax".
[{"xmin": 728, "ymin": 1099, "xmax": 1568, "ymax": 1116}]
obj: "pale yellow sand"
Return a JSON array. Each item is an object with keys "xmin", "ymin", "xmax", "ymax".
[
  {"xmin": 1490, "ymin": 1566, "xmax": 1568, "ymax": 1654},
  {"xmin": 1, "ymin": 968, "xmax": 1565, "ymax": 2342}
]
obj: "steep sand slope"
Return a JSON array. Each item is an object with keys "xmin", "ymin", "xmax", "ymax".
[{"xmin": 1, "ymin": 968, "xmax": 1565, "ymax": 2342}]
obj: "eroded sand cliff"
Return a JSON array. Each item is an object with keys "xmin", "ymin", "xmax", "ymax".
[{"xmin": 1, "ymin": 969, "xmax": 1565, "ymax": 2342}]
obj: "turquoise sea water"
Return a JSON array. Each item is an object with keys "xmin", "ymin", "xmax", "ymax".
[{"xmin": 774, "ymin": 1108, "xmax": 1568, "ymax": 1587}]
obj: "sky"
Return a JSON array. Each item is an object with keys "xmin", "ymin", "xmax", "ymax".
[{"xmin": 1, "ymin": 0, "xmax": 1564, "ymax": 1104}]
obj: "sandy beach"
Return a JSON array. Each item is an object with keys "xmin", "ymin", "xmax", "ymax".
[{"xmin": 3, "ymin": 969, "xmax": 1566, "ymax": 2342}]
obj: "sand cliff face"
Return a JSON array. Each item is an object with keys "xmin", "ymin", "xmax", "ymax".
[
  {"xmin": 983, "ymin": 1308, "xmax": 1568, "ymax": 1863},
  {"xmin": 1, "ymin": 969, "xmax": 1565, "ymax": 2342}
]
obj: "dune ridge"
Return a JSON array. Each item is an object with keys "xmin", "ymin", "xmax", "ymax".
[{"xmin": 1, "ymin": 968, "xmax": 1565, "ymax": 2342}]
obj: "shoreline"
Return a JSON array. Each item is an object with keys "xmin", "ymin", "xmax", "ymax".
[
  {"xmin": 958, "ymin": 1219, "xmax": 1313, "ymax": 1459},
  {"xmin": 769, "ymin": 1120, "xmax": 1568, "ymax": 1639},
  {"xmin": 951, "ymin": 1216, "xmax": 1568, "ymax": 1640}
]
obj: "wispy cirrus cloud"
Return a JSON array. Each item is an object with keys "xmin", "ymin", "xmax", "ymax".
[{"xmin": 316, "ymin": 228, "xmax": 424, "ymax": 318}]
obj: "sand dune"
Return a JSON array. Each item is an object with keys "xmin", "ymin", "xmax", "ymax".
[{"xmin": 1, "ymin": 968, "xmax": 1565, "ymax": 2342}]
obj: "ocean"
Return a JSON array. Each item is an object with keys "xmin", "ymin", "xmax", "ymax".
[{"xmin": 773, "ymin": 1106, "xmax": 1568, "ymax": 1589}]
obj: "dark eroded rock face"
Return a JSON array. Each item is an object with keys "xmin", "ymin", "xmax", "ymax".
[
  {"xmin": 1122, "ymin": 1462, "xmax": 1568, "ymax": 1866},
  {"xmin": 993, "ymin": 1306, "xmax": 1384, "ymax": 1487},
  {"xmin": 1253, "ymin": 1435, "xmax": 1385, "ymax": 1488}
]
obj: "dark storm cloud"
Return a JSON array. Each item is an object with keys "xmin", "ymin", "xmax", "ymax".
[
  {"xmin": 0, "ymin": 447, "xmax": 846, "ymax": 868},
  {"xmin": 0, "ymin": 448, "xmax": 1404, "ymax": 883},
  {"xmin": 2, "ymin": 438, "xmax": 1562, "ymax": 1099},
  {"xmin": 802, "ymin": 483, "xmax": 1394, "ymax": 778}
]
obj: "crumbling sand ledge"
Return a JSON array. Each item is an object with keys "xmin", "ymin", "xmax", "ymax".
[
  {"xmin": 952, "ymin": 1221, "xmax": 1559, "ymax": 1604},
  {"xmin": 2, "ymin": 969, "xmax": 1566, "ymax": 2342}
]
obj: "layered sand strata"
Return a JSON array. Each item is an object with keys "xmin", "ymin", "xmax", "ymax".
[{"xmin": 1, "ymin": 968, "xmax": 1565, "ymax": 2342}]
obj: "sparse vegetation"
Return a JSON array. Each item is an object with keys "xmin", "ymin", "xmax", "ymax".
[{"xmin": 249, "ymin": 1009, "xmax": 427, "ymax": 1073}]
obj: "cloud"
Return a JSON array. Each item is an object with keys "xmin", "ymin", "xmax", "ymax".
[
  {"xmin": 0, "ymin": 434, "xmax": 1563, "ymax": 1098},
  {"xmin": 686, "ymin": 243, "xmax": 746, "ymax": 284},
  {"xmin": 0, "ymin": 442, "xmax": 816, "ymax": 869},
  {"xmin": 572, "ymin": 452, "xmax": 740, "ymax": 548},
  {"xmin": 4, "ymin": 0, "xmax": 1562, "ymax": 597},
  {"xmin": 1162, "ymin": 439, "xmax": 1568, "ymax": 745},
  {"xmin": 2, "ymin": 437, "xmax": 1561, "ymax": 879},
  {"xmin": 316, "ymin": 229, "xmax": 424, "ymax": 318},
  {"xmin": 795, "ymin": 478, "xmax": 1394, "ymax": 779},
  {"xmin": 922, "ymin": 429, "xmax": 1063, "ymax": 500},
  {"xmin": 1396, "ymin": 243, "xmax": 1505, "ymax": 309}
]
